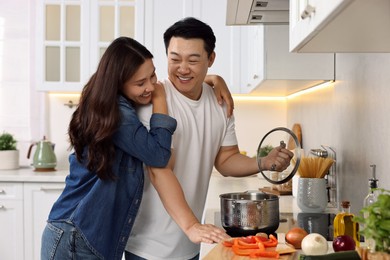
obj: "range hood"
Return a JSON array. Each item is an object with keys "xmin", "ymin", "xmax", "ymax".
[{"xmin": 226, "ymin": 0, "xmax": 289, "ymax": 25}]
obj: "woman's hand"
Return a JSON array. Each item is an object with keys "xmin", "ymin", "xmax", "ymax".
[
  {"xmin": 204, "ymin": 75, "xmax": 234, "ymax": 117},
  {"xmin": 185, "ymin": 222, "xmax": 231, "ymax": 244},
  {"xmin": 152, "ymin": 82, "xmax": 168, "ymax": 114}
]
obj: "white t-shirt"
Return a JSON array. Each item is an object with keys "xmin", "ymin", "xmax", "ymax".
[{"xmin": 125, "ymin": 79, "xmax": 238, "ymax": 260}]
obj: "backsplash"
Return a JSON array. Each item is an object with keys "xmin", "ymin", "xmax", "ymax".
[{"xmin": 287, "ymin": 53, "xmax": 390, "ymax": 214}]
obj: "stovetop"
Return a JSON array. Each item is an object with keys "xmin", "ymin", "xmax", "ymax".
[
  {"xmin": 297, "ymin": 212, "xmax": 336, "ymax": 241},
  {"xmin": 215, "ymin": 211, "xmax": 336, "ymax": 241}
]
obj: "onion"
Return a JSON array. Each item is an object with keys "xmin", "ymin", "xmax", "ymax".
[
  {"xmin": 301, "ymin": 233, "xmax": 328, "ymax": 255},
  {"xmin": 333, "ymin": 235, "xmax": 356, "ymax": 252},
  {"xmin": 285, "ymin": 227, "xmax": 308, "ymax": 249}
]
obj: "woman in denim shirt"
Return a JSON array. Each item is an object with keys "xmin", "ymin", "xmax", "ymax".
[{"xmin": 41, "ymin": 37, "xmax": 177, "ymax": 260}]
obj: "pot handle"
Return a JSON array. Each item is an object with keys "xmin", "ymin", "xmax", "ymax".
[{"xmin": 244, "ymin": 190, "xmax": 261, "ymax": 193}]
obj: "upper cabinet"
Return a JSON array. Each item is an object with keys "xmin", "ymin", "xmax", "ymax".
[
  {"xmin": 35, "ymin": 0, "xmax": 143, "ymax": 92},
  {"xmin": 225, "ymin": 0, "xmax": 334, "ymax": 95},
  {"xmin": 290, "ymin": 0, "xmax": 390, "ymax": 53},
  {"xmin": 144, "ymin": 0, "xmax": 335, "ymax": 95},
  {"xmin": 240, "ymin": 25, "xmax": 334, "ymax": 96}
]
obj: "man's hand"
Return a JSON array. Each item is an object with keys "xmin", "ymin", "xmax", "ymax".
[{"xmin": 261, "ymin": 144, "xmax": 294, "ymax": 172}]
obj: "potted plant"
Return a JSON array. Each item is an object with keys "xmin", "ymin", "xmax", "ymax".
[
  {"xmin": 0, "ymin": 132, "xmax": 19, "ymax": 170},
  {"xmin": 354, "ymin": 188, "xmax": 390, "ymax": 259}
]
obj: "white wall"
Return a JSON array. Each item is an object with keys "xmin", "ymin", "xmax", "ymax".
[
  {"xmin": 0, "ymin": 0, "xmax": 45, "ymax": 167},
  {"xmin": 233, "ymin": 99, "xmax": 287, "ymax": 157},
  {"xmin": 287, "ymin": 53, "xmax": 390, "ymax": 214}
]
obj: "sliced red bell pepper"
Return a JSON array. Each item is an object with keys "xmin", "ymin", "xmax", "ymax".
[
  {"xmin": 254, "ymin": 235, "xmax": 269, "ymax": 242},
  {"xmin": 249, "ymin": 250, "xmax": 280, "ymax": 258},
  {"xmin": 263, "ymin": 234, "xmax": 278, "ymax": 247},
  {"xmin": 257, "ymin": 241, "xmax": 265, "ymax": 251},
  {"xmin": 237, "ymin": 240, "xmax": 260, "ymax": 249},
  {"xmin": 224, "ymin": 234, "xmax": 280, "ymax": 258},
  {"xmin": 222, "ymin": 239, "xmax": 233, "ymax": 247},
  {"xmin": 232, "ymin": 245, "xmax": 253, "ymax": 256},
  {"xmin": 239, "ymin": 235, "xmax": 257, "ymax": 244}
]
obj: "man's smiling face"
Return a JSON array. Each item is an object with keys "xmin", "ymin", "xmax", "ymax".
[{"xmin": 167, "ymin": 37, "xmax": 215, "ymax": 100}]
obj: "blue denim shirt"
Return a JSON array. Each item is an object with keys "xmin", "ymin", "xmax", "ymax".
[{"xmin": 47, "ymin": 95, "xmax": 177, "ymax": 260}]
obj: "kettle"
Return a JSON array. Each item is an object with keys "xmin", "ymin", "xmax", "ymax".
[{"xmin": 27, "ymin": 136, "xmax": 57, "ymax": 171}]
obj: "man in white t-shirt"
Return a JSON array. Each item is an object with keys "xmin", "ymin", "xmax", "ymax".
[{"xmin": 125, "ymin": 17, "xmax": 293, "ymax": 260}]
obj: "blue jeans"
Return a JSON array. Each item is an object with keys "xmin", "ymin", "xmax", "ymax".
[
  {"xmin": 41, "ymin": 221, "xmax": 103, "ymax": 260},
  {"xmin": 124, "ymin": 251, "xmax": 199, "ymax": 260}
]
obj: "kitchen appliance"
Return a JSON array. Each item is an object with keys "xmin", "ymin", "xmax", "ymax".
[
  {"xmin": 226, "ymin": 0, "xmax": 289, "ymax": 25},
  {"xmin": 297, "ymin": 212, "xmax": 336, "ymax": 241},
  {"xmin": 220, "ymin": 127, "xmax": 301, "ymax": 236},
  {"xmin": 27, "ymin": 136, "xmax": 57, "ymax": 171}
]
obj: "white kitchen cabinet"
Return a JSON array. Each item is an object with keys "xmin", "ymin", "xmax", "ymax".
[
  {"xmin": 23, "ymin": 183, "xmax": 65, "ymax": 260},
  {"xmin": 241, "ymin": 25, "xmax": 334, "ymax": 96},
  {"xmin": 142, "ymin": 0, "xmax": 185, "ymax": 83},
  {"xmin": 290, "ymin": 0, "xmax": 390, "ymax": 53},
  {"xmin": 207, "ymin": 1, "xmax": 335, "ymax": 95},
  {"xmin": 193, "ymin": 0, "xmax": 242, "ymax": 93},
  {"xmin": 0, "ymin": 183, "xmax": 24, "ymax": 260},
  {"xmin": 35, "ymin": 0, "xmax": 143, "ymax": 92}
]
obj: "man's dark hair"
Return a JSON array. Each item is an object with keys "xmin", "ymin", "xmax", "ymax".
[{"xmin": 163, "ymin": 17, "xmax": 216, "ymax": 58}]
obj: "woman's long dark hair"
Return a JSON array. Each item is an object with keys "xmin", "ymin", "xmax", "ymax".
[{"xmin": 68, "ymin": 37, "xmax": 154, "ymax": 180}]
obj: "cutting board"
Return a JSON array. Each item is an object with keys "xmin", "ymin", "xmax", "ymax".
[
  {"xmin": 203, "ymin": 242, "xmax": 297, "ymax": 260},
  {"xmin": 287, "ymin": 124, "xmax": 302, "ymax": 150},
  {"xmin": 259, "ymin": 186, "xmax": 292, "ymax": 196}
]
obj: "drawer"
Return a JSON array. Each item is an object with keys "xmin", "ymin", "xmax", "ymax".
[{"xmin": 0, "ymin": 183, "xmax": 23, "ymax": 200}]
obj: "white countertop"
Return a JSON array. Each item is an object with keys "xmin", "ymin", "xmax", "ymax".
[
  {"xmin": 200, "ymin": 172, "xmax": 338, "ymax": 259},
  {"xmin": 0, "ymin": 167, "xmax": 68, "ymax": 182}
]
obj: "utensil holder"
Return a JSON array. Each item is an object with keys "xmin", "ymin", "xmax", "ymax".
[{"xmin": 297, "ymin": 178, "xmax": 328, "ymax": 213}]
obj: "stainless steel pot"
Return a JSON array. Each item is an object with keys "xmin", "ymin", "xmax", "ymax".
[{"xmin": 220, "ymin": 191, "xmax": 279, "ymax": 236}]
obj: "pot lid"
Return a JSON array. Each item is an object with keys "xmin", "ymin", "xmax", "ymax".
[{"xmin": 256, "ymin": 127, "xmax": 301, "ymax": 184}]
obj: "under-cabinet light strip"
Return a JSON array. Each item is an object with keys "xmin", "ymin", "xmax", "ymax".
[
  {"xmin": 232, "ymin": 95, "xmax": 285, "ymax": 101},
  {"xmin": 49, "ymin": 81, "xmax": 335, "ymax": 101},
  {"xmin": 232, "ymin": 80, "xmax": 335, "ymax": 101},
  {"xmin": 286, "ymin": 80, "xmax": 335, "ymax": 99}
]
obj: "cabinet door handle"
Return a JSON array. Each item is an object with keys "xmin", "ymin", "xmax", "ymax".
[
  {"xmin": 301, "ymin": 4, "xmax": 315, "ymax": 19},
  {"xmin": 0, "ymin": 189, "xmax": 5, "ymax": 194},
  {"xmin": 0, "ymin": 205, "xmax": 5, "ymax": 210},
  {"xmin": 40, "ymin": 186, "xmax": 64, "ymax": 191}
]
